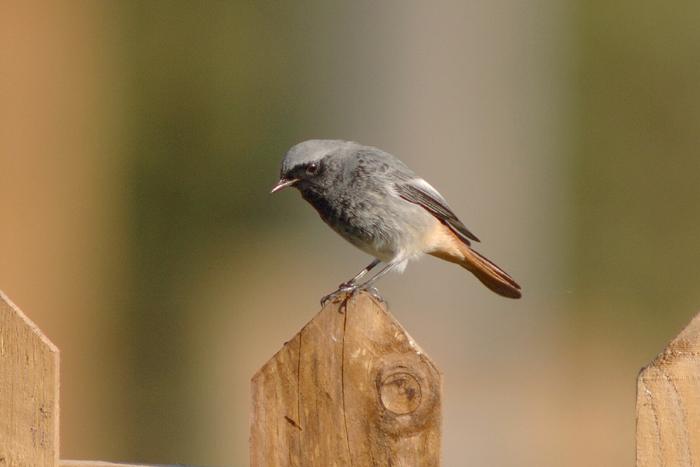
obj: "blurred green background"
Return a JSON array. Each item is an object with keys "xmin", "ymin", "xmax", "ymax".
[{"xmin": 1, "ymin": 1, "xmax": 699, "ymax": 466}]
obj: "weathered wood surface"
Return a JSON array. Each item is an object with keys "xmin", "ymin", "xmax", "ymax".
[
  {"xmin": 637, "ymin": 310, "xmax": 700, "ymax": 467},
  {"xmin": 0, "ymin": 290, "xmax": 60, "ymax": 467},
  {"xmin": 250, "ymin": 291, "xmax": 442, "ymax": 467}
]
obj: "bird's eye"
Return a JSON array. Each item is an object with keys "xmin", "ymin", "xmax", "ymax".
[{"xmin": 306, "ymin": 162, "xmax": 319, "ymax": 175}]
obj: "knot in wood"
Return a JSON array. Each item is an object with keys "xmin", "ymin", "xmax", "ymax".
[
  {"xmin": 373, "ymin": 352, "xmax": 440, "ymax": 436},
  {"xmin": 379, "ymin": 372, "xmax": 421, "ymax": 414}
]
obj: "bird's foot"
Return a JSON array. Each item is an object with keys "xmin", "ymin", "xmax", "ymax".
[
  {"xmin": 358, "ymin": 285, "xmax": 384, "ymax": 304},
  {"xmin": 320, "ymin": 282, "xmax": 385, "ymax": 308},
  {"xmin": 320, "ymin": 282, "xmax": 358, "ymax": 307}
]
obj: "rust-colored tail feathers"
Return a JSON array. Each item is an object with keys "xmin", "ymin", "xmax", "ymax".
[
  {"xmin": 459, "ymin": 247, "xmax": 521, "ymax": 299},
  {"xmin": 429, "ymin": 236, "xmax": 522, "ymax": 299}
]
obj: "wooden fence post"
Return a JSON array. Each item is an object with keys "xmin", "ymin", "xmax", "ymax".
[
  {"xmin": 637, "ymin": 310, "xmax": 700, "ymax": 466},
  {"xmin": 0, "ymin": 290, "xmax": 60, "ymax": 467},
  {"xmin": 0, "ymin": 290, "xmax": 207, "ymax": 467},
  {"xmin": 9, "ymin": 286, "xmax": 700, "ymax": 465},
  {"xmin": 250, "ymin": 291, "xmax": 443, "ymax": 467}
]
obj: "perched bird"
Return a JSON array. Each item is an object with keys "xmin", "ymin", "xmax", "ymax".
[{"xmin": 271, "ymin": 140, "xmax": 521, "ymax": 305}]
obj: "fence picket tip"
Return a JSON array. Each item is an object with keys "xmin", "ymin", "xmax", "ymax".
[
  {"xmin": 636, "ymin": 309, "xmax": 700, "ymax": 467},
  {"xmin": 250, "ymin": 290, "xmax": 442, "ymax": 466}
]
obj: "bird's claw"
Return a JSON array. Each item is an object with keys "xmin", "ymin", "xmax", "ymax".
[
  {"xmin": 363, "ymin": 286, "xmax": 385, "ymax": 303},
  {"xmin": 320, "ymin": 283, "xmax": 357, "ymax": 307},
  {"xmin": 320, "ymin": 283, "xmax": 385, "ymax": 308}
]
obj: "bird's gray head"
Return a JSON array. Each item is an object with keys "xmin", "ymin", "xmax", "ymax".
[{"xmin": 270, "ymin": 139, "xmax": 356, "ymax": 194}]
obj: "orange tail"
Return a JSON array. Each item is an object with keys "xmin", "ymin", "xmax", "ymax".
[
  {"xmin": 458, "ymin": 247, "xmax": 521, "ymax": 299},
  {"xmin": 426, "ymin": 222, "xmax": 521, "ymax": 299},
  {"xmin": 429, "ymin": 240, "xmax": 522, "ymax": 299}
]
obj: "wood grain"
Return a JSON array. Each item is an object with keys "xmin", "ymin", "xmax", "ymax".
[
  {"xmin": 250, "ymin": 291, "xmax": 442, "ymax": 466},
  {"xmin": 637, "ymin": 310, "xmax": 700, "ymax": 467},
  {"xmin": 0, "ymin": 290, "xmax": 60, "ymax": 467}
]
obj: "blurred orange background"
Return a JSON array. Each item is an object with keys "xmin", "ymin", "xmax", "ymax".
[{"xmin": 2, "ymin": 2, "xmax": 700, "ymax": 466}]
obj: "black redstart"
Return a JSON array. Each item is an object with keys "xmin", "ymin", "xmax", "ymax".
[{"xmin": 271, "ymin": 140, "xmax": 521, "ymax": 305}]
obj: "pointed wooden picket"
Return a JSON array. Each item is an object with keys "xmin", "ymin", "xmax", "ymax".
[
  {"xmin": 637, "ymin": 310, "xmax": 700, "ymax": 466},
  {"xmin": 0, "ymin": 290, "xmax": 60, "ymax": 467},
  {"xmin": 250, "ymin": 292, "xmax": 442, "ymax": 467}
]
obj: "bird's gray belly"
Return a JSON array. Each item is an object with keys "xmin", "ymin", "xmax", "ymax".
[{"xmin": 302, "ymin": 190, "xmax": 433, "ymax": 262}]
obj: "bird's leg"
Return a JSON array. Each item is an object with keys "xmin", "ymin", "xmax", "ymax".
[
  {"xmin": 340, "ymin": 258, "xmax": 380, "ymax": 288},
  {"xmin": 320, "ymin": 259, "xmax": 381, "ymax": 306},
  {"xmin": 352, "ymin": 262, "xmax": 400, "ymax": 303},
  {"xmin": 323, "ymin": 261, "xmax": 401, "ymax": 306}
]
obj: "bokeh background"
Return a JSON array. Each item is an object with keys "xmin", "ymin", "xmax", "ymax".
[{"xmin": 2, "ymin": 1, "xmax": 699, "ymax": 466}]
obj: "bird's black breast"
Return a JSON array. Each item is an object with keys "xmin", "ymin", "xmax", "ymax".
[
  {"xmin": 298, "ymin": 184, "xmax": 354, "ymax": 226},
  {"xmin": 297, "ymin": 181, "xmax": 377, "ymax": 245},
  {"xmin": 299, "ymin": 187, "xmax": 338, "ymax": 222}
]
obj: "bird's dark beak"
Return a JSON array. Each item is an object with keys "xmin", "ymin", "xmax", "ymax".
[{"xmin": 270, "ymin": 178, "xmax": 299, "ymax": 194}]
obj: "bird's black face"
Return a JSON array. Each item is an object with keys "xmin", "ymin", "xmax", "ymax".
[
  {"xmin": 270, "ymin": 155, "xmax": 333, "ymax": 195},
  {"xmin": 286, "ymin": 159, "xmax": 322, "ymax": 184}
]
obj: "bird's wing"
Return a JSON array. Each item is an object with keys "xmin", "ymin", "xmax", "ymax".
[{"xmin": 393, "ymin": 177, "xmax": 480, "ymax": 244}]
